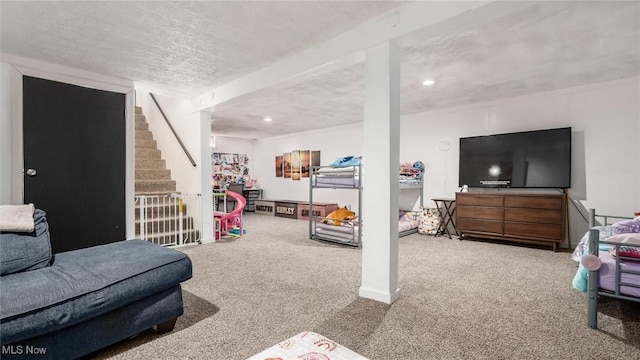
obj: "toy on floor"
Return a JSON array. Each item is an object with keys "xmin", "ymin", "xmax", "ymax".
[
  {"xmin": 322, "ymin": 206, "xmax": 356, "ymax": 226},
  {"xmin": 213, "ymin": 190, "xmax": 246, "ymax": 239},
  {"xmin": 228, "ymin": 226, "xmax": 247, "ymax": 237}
]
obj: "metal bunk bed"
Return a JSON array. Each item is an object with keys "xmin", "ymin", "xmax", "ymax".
[
  {"xmin": 398, "ymin": 164, "xmax": 424, "ymax": 237},
  {"xmin": 308, "ymin": 163, "xmax": 424, "ymax": 246},
  {"xmin": 309, "ymin": 164, "xmax": 362, "ymax": 247},
  {"xmin": 586, "ymin": 209, "xmax": 640, "ymax": 329}
]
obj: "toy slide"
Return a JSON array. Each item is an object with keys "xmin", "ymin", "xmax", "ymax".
[{"xmin": 214, "ymin": 190, "xmax": 246, "ymax": 239}]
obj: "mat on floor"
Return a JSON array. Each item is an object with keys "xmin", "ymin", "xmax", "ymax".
[{"xmin": 246, "ymin": 331, "xmax": 369, "ymax": 360}]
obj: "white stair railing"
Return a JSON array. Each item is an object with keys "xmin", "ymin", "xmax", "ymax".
[{"xmin": 134, "ymin": 194, "xmax": 202, "ymax": 246}]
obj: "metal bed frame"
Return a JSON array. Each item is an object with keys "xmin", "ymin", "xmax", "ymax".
[
  {"xmin": 308, "ymin": 164, "xmax": 424, "ymax": 246},
  {"xmin": 586, "ymin": 208, "xmax": 639, "ymax": 329},
  {"xmin": 309, "ymin": 165, "xmax": 363, "ymax": 247}
]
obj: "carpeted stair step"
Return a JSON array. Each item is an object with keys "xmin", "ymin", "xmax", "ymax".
[
  {"xmin": 136, "ymin": 169, "xmax": 172, "ymax": 181},
  {"xmin": 135, "ymin": 179, "xmax": 176, "ymax": 193},
  {"xmin": 135, "ymin": 215, "xmax": 196, "ymax": 233},
  {"xmin": 135, "ymin": 121, "xmax": 149, "ymax": 131},
  {"xmin": 138, "ymin": 229, "xmax": 200, "ymax": 246},
  {"xmin": 136, "ymin": 158, "xmax": 167, "ymax": 170},
  {"xmin": 134, "ymin": 202, "xmax": 189, "ymax": 218},
  {"xmin": 135, "ymin": 129, "xmax": 154, "ymax": 141},
  {"xmin": 135, "ymin": 137, "xmax": 158, "ymax": 149},
  {"xmin": 135, "ymin": 148, "xmax": 161, "ymax": 159},
  {"xmin": 134, "ymin": 190, "xmax": 177, "ymax": 197},
  {"xmin": 135, "ymin": 113, "xmax": 146, "ymax": 122},
  {"xmin": 135, "ymin": 106, "xmax": 142, "ymax": 114},
  {"xmin": 134, "ymin": 196, "xmax": 185, "ymax": 207}
]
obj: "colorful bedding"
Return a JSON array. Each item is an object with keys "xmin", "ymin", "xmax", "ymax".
[
  {"xmin": 573, "ymin": 226, "xmax": 640, "ymax": 297},
  {"xmin": 573, "ymin": 251, "xmax": 640, "ymax": 297},
  {"xmin": 571, "ymin": 226, "xmax": 612, "ymax": 262},
  {"xmin": 315, "ymin": 217, "xmax": 416, "ymax": 242},
  {"xmin": 399, "ymin": 219, "xmax": 418, "ymax": 233},
  {"xmin": 399, "ymin": 211, "xmax": 418, "ymax": 234},
  {"xmin": 313, "ymin": 175, "xmax": 360, "ymax": 188},
  {"xmin": 399, "ymin": 177, "xmax": 421, "ymax": 187},
  {"xmin": 316, "ymin": 166, "xmax": 358, "ymax": 176},
  {"xmin": 598, "ymin": 252, "xmax": 640, "ymax": 297},
  {"xmin": 315, "ymin": 222, "xmax": 359, "ymax": 244}
]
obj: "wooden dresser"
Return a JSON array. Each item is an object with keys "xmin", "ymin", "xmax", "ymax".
[{"xmin": 456, "ymin": 192, "xmax": 566, "ymax": 251}]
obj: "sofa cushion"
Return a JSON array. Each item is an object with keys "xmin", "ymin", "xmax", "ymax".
[
  {"xmin": 0, "ymin": 209, "xmax": 52, "ymax": 276},
  {"xmin": 0, "ymin": 239, "xmax": 192, "ymax": 344}
]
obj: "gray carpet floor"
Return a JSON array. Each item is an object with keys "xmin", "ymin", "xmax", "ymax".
[{"xmin": 94, "ymin": 213, "xmax": 640, "ymax": 359}]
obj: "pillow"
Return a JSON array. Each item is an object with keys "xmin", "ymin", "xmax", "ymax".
[
  {"xmin": 418, "ymin": 207, "xmax": 440, "ymax": 235},
  {"xmin": 0, "ymin": 203, "xmax": 35, "ymax": 232},
  {"xmin": 571, "ymin": 226, "xmax": 612, "ymax": 262},
  {"xmin": 399, "ymin": 211, "xmax": 413, "ymax": 222},
  {"xmin": 604, "ymin": 232, "xmax": 640, "ymax": 246},
  {"xmin": 610, "ymin": 246, "xmax": 640, "ymax": 260},
  {"xmin": 328, "ymin": 156, "xmax": 362, "ymax": 168},
  {"xmin": 0, "ymin": 209, "xmax": 52, "ymax": 276},
  {"xmin": 612, "ymin": 219, "xmax": 640, "ymax": 235}
]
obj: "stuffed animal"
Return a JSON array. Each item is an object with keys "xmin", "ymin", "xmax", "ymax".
[{"xmin": 323, "ymin": 206, "xmax": 356, "ymax": 226}]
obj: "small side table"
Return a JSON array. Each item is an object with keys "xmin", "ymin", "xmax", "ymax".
[{"xmin": 431, "ymin": 198, "xmax": 457, "ymax": 239}]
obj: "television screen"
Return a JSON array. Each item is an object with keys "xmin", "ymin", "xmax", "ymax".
[{"xmin": 459, "ymin": 127, "xmax": 571, "ymax": 188}]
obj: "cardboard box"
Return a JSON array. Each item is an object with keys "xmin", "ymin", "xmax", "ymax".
[
  {"xmin": 297, "ymin": 202, "xmax": 339, "ymax": 221},
  {"xmin": 255, "ymin": 200, "xmax": 275, "ymax": 216},
  {"xmin": 275, "ymin": 201, "xmax": 298, "ymax": 219}
]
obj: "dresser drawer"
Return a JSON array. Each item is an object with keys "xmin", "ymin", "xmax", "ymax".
[
  {"xmin": 457, "ymin": 218, "xmax": 503, "ymax": 234},
  {"xmin": 504, "ymin": 208, "xmax": 562, "ymax": 224},
  {"xmin": 504, "ymin": 195, "xmax": 563, "ymax": 209},
  {"xmin": 457, "ymin": 206, "xmax": 504, "ymax": 221},
  {"xmin": 504, "ymin": 222, "xmax": 563, "ymax": 240},
  {"xmin": 457, "ymin": 194, "xmax": 503, "ymax": 207}
]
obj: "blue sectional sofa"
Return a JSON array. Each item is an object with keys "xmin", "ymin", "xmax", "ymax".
[{"xmin": 0, "ymin": 208, "xmax": 193, "ymax": 359}]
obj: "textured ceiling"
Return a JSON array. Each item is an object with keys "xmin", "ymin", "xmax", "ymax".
[
  {"xmin": 1, "ymin": 1, "xmax": 638, "ymax": 140},
  {"xmin": 212, "ymin": 1, "xmax": 640, "ymax": 138},
  {"xmin": 0, "ymin": 1, "xmax": 404, "ymax": 96}
]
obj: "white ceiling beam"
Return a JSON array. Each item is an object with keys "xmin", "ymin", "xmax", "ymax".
[
  {"xmin": 193, "ymin": 1, "xmax": 485, "ymax": 110},
  {"xmin": 193, "ymin": 1, "xmax": 536, "ymax": 112}
]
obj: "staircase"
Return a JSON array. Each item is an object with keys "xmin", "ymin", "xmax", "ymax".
[{"xmin": 135, "ymin": 106, "xmax": 200, "ymax": 245}]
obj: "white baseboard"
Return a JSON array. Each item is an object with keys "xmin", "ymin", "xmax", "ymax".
[{"xmin": 358, "ymin": 286, "xmax": 401, "ymax": 304}]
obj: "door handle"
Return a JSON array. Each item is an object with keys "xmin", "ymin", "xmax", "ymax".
[{"xmin": 26, "ymin": 168, "xmax": 37, "ymax": 176}]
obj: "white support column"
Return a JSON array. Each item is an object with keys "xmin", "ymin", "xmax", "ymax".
[
  {"xmin": 199, "ymin": 110, "xmax": 214, "ymax": 244},
  {"xmin": 359, "ymin": 42, "xmax": 401, "ymax": 304}
]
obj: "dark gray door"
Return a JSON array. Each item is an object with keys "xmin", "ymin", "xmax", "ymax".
[{"xmin": 23, "ymin": 76, "xmax": 126, "ymax": 253}]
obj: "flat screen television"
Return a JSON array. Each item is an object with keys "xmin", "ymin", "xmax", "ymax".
[{"xmin": 459, "ymin": 127, "xmax": 571, "ymax": 189}]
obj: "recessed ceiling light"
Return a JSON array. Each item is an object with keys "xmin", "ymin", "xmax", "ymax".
[
  {"xmin": 422, "ymin": 80, "xmax": 435, "ymax": 86},
  {"xmin": 264, "ymin": 117, "xmax": 272, "ymax": 122}
]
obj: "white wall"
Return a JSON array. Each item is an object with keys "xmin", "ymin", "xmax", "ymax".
[
  {"xmin": 400, "ymin": 77, "xmax": 639, "ymax": 213},
  {"xmin": 136, "ymin": 91, "xmax": 204, "ymax": 195},
  {"xmin": 253, "ymin": 123, "xmax": 364, "ymax": 209},
  {"xmin": 248, "ymin": 77, "xmax": 639, "ymax": 247},
  {"xmin": 136, "ymin": 91, "xmax": 215, "ymax": 242}
]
